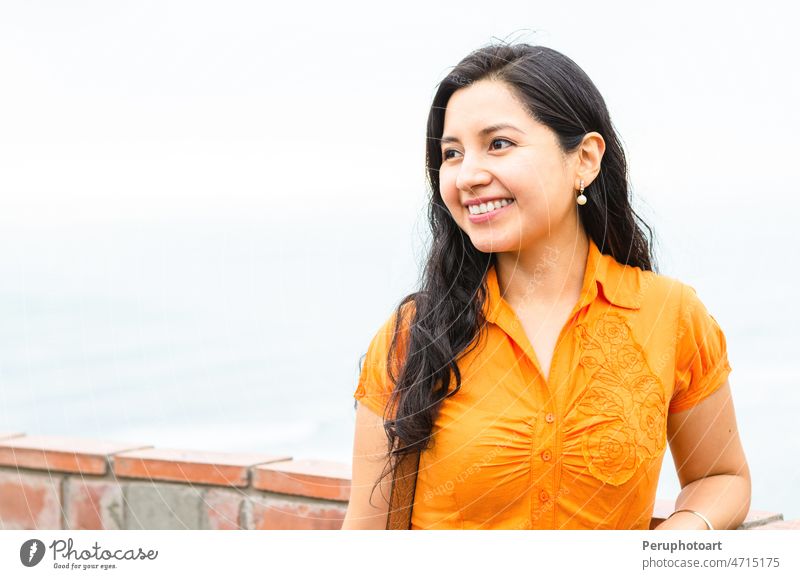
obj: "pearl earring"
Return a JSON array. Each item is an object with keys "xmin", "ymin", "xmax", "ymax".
[{"xmin": 577, "ymin": 180, "xmax": 587, "ymax": 205}]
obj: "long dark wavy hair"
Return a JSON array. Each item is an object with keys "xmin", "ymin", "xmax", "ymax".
[{"xmin": 360, "ymin": 42, "xmax": 655, "ymax": 506}]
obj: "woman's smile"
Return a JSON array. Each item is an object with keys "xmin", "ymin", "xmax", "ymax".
[{"xmin": 466, "ymin": 198, "xmax": 515, "ymax": 223}]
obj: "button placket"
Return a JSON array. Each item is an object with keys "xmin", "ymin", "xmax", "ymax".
[{"xmin": 539, "ymin": 410, "xmax": 559, "ymax": 526}]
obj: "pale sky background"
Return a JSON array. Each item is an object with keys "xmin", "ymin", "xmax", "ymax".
[{"xmin": 1, "ymin": 0, "xmax": 799, "ymax": 520}]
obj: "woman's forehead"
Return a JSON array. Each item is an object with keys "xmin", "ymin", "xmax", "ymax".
[{"xmin": 442, "ymin": 80, "xmax": 541, "ymax": 137}]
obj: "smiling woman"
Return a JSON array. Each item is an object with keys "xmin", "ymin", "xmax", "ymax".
[
  {"xmin": 342, "ymin": 42, "xmax": 750, "ymax": 530},
  {"xmin": 437, "ymin": 79, "xmax": 605, "ymax": 261}
]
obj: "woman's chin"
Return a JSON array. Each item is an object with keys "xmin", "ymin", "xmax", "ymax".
[{"xmin": 469, "ymin": 236, "xmax": 516, "ymax": 254}]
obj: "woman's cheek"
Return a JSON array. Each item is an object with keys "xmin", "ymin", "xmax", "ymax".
[{"xmin": 440, "ymin": 185, "xmax": 461, "ymax": 218}]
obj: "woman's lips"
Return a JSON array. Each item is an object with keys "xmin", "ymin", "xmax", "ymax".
[{"xmin": 467, "ymin": 199, "xmax": 515, "ymax": 223}]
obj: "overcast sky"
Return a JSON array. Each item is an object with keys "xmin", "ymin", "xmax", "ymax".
[{"xmin": 1, "ymin": 0, "xmax": 797, "ymax": 226}]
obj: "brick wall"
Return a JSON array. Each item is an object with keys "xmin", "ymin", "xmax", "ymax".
[
  {"xmin": 0, "ymin": 431, "xmax": 796, "ymax": 530},
  {"xmin": 0, "ymin": 432, "xmax": 347, "ymax": 530}
]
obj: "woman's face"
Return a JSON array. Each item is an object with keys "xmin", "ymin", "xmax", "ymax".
[{"xmin": 439, "ymin": 79, "xmax": 580, "ymax": 254}]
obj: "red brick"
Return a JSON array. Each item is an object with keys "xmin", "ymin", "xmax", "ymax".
[
  {"xmin": 253, "ymin": 459, "xmax": 351, "ymax": 501},
  {"xmin": 113, "ymin": 448, "xmax": 290, "ymax": 487},
  {"xmin": 63, "ymin": 478, "xmax": 124, "ymax": 530},
  {"xmin": 203, "ymin": 488, "xmax": 245, "ymax": 530},
  {"xmin": 0, "ymin": 470, "xmax": 62, "ymax": 529},
  {"xmin": 249, "ymin": 496, "xmax": 346, "ymax": 530},
  {"xmin": 0, "ymin": 435, "xmax": 150, "ymax": 475}
]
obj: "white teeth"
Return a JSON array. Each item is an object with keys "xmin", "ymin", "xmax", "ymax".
[{"xmin": 468, "ymin": 199, "xmax": 514, "ymax": 215}]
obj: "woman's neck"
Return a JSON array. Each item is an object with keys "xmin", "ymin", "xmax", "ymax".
[{"xmin": 494, "ymin": 230, "xmax": 590, "ymax": 312}]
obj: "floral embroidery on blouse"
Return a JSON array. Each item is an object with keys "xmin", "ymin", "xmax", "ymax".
[{"xmin": 573, "ymin": 312, "xmax": 667, "ymax": 486}]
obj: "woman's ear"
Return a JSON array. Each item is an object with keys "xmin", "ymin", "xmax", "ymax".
[{"xmin": 575, "ymin": 131, "xmax": 606, "ymax": 187}]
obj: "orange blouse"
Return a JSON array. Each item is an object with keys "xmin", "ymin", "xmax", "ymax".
[{"xmin": 353, "ymin": 238, "xmax": 732, "ymax": 529}]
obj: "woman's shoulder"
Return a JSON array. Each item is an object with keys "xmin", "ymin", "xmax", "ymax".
[
  {"xmin": 636, "ymin": 269, "xmax": 718, "ymax": 328},
  {"xmin": 378, "ymin": 297, "xmax": 417, "ymax": 333},
  {"xmin": 637, "ymin": 269, "xmax": 693, "ymax": 306},
  {"xmin": 366, "ymin": 297, "xmax": 418, "ymax": 354}
]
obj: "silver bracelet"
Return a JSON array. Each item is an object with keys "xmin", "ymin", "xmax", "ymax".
[{"xmin": 668, "ymin": 509, "xmax": 714, "ymax": 530}]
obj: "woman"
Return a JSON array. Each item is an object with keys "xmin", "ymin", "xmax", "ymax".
[{"xmin": 342, "ymin": 43, "xmax": 750, "ymax": 530}]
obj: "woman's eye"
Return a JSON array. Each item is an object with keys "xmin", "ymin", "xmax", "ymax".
[
  {"xmin": 442, "ymin": 138, "xmax": 513, "ymax": 161},
  {"xmin": 490, "ymin": 138, "xmax": 513, "ymax": 150}
]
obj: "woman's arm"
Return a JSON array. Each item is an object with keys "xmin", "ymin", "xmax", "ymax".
[
  {"xmin": 655, "ymin": 380, "xmax": 751, "ymax": 530},
  {"xmin": 340, "ymin": 402, "xmax": 393, "ymax": 529}
]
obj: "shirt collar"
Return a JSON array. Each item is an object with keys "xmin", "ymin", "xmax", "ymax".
[{"xmin": 482, "ymin": 238, "xmax": 643, "ymax": 323}]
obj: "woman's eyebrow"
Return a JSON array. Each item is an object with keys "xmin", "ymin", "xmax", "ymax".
[{"xmin": 440, "ymin": 123, "xmax": 525, "ymax": 145}]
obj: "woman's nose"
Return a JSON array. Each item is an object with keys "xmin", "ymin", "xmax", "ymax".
[{"xmin": 455, "ymin": 156, "xmax": 492, "ymax": 192}]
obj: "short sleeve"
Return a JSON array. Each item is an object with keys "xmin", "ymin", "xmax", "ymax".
[
  {"xmin": 669, "ymin": 284, "xmax": 732, "ymax": 414},
  {"xmin": 353, "ymin": 303, "xmax": 414, "ymax": 419}
]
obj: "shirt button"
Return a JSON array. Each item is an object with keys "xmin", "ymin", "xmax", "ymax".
[
  {"xmin": 541, "ymin": 449, "xmax": 552, "ymax": 461},
  {"xmin": 539, "ymin": 490, "xmax": 550, "ymax": 503},
  {"xmin": 545, "ymin": 412, "xmax": 555, "ymax": 423}
]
